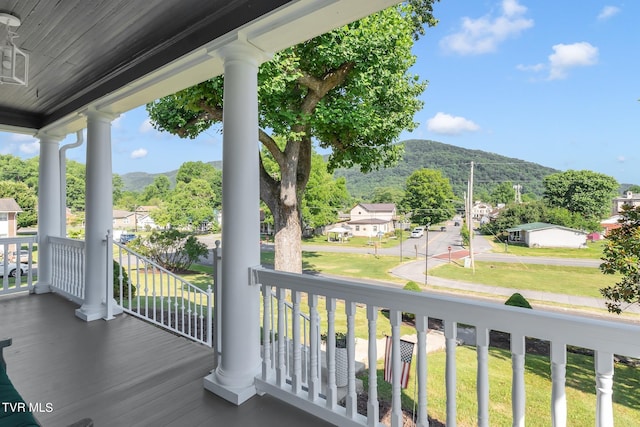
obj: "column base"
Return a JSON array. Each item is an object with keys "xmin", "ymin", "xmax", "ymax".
[
  {"xmin": 203, "ymin": 372, "xmax": 257, "ymax": 405},
  {"xmin": 75, "ymin": 304, "xmax": 106, "ymax": 322},
  {"xmin": 33, "ymin": 282, "xmax": 51, "ymax": 294}
]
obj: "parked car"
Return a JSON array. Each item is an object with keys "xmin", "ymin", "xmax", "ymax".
[
  {"xmin": 10, "ymin": 250, "xmax": 31, "ymax": 263},
  {"xmin": 410, "ymin": 227, "xmax": 424, "ymax": 238},
  {"xmin": 0, "ymin": 262, "xmax": 28, "ymax": 278},
  {"xmin": 119, "ymin": 234, "xmax": 137, "ymax": 244}
]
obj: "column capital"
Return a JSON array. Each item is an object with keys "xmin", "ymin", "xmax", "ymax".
[
  {"xmin": 35, "ymin": 132, "xmax": 65, "ymax": 144},
  {"xmin": 216, "ymin": 36, "xmax": 272, "ymax": 67},
  {"xmin": 83, "ymin": 107, "xmax": 120, "ymax": 123}
]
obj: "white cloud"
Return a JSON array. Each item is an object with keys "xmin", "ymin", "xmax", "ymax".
[
  {"xmin": 139, "ymin": 119, "xmax": 154, "ymax": 133},
  {"xmin": 112, "ymin": 114, "xmax": 124, "ymax": 129},
  {"xmin": 597, "ymin": 6, "xmax": 620, "ymax": 21},
  {"xmin": 440, "ymin": 0, "xmax": 533, "ymax": 55},
  {"xmin": 617, "ymin": 155, "xmax": 626, "ymax": 163},
  {"xmin": 548, "ymin": 42, "xmax": 599, "ymax": 80},
  {"xmin": 19, "ymin": 141, "xmax": 40, "ymax": 154},
  {"xmin": 517, "ymin": 42, "xmax": 598, "ymax": 80},
  {"xmin": 427, "ymin": 112, "xmax": 480, "ymax": 135},
  {"xmin": 130, "ymin": 148, "xmax": 148, "ymax": 159}
]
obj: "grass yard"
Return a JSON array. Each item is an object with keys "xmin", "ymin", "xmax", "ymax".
[
  {"xmin": 486, "ymin": 236, "xmax": 606, "ymax": 259},
  {"xmin": 261, "ymin": 250, "xmax": 408, "ymax": 284},
  {"xmin": 362, "ymin": 346, "xmax": 640, "ymax": 426},
  {"xmin": 303, "ymin": 234, "xmax": 406, "ymax": 249},
  {"xmin": 429, "ymin": 261, "xmax": 618, "ymax": 298}
]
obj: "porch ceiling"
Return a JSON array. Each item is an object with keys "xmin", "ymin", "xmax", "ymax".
[{"xmin": 0, "ymin": 0, "xmax": 400, "ymax": 137}]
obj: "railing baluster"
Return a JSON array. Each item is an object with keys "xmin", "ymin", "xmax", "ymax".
[
  {"xmin": 595, "ymin": 351, "xmax": 614, "ymax": 427},
  {"xmin": 477, "ymin": 326, "xmax": 490, "ymax": 427},
  {"xmin": 390, "ymin": 309, "xmax": 403, "ymax": 427},
  {"xmin": 366, "ymin": 305, "xmax": 379, "ymax": 427},
  {"xmin": 308, "ymin": 292, "xmax": 319, "ymax": 400},
  {"xmin": 262, "ymin": 284, "xmax": 272, "ymax": 381},
  {"xmin": 292, "ymin": 290, "xmax": 302, "ymax": 393},
  {"xmin": 325, "ymin": 297, "xmax": 337, "ymax": 410},
  {"xmin": 416, "ymin": 315, "xmax": 428, "ymax": 427},
  {"xmin": 511, "ymin": 333, "xmax": 526, "ymax": 427},
  {"xmin": 277, "ymin": 287, "xmax": 287, "ymax": 387},
  {"xmin": 445, "ymin": 319, "xmax": 457, "ymax": 427},
  {"xmin": 551, "ymin": 342, "xmax": 567, "ymax": 427},
  {"xmin": 346, "ymin": 300, "xmax": 357, "ymax": 419}
]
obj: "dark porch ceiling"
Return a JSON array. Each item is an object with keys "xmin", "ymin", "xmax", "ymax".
[{"xmin": 0, "ymin": 0, "xmax": 290, "ymax": 131}]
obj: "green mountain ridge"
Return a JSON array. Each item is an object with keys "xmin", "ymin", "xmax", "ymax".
[
  {"xmin": 334, "ymin": 139, "xmax": 559, "ymax": 200},
  {"xmin": 120, "ymin": 140, "xmax": 558, "ymax": 198}
]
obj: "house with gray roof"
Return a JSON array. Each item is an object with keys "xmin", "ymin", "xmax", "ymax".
[
  {"xmin": 348, "ymin": 203, "xmax": 396, "ymax": 237},
  {"xmin": 0, "ymin": 198, "xmax": 22, "ymax": 238},
  {"xmin": 506, "ymin": 222, "xmax": 587, "ymax": 248}
]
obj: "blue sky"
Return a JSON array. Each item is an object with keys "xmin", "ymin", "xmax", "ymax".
[{"xmin": 2, "ymin": 0, "xmax": 639, "ymax": 184}]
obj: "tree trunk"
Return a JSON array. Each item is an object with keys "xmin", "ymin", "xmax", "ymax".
[{"xmin": 272, "ymin": 202, "xmax": 302, "ymax": 273}]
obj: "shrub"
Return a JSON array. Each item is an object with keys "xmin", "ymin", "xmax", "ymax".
[
  {"xmin": 403, "ymin": 281, "xmax": 422, "ymax": 321},
  {"xmin": 130, "ymin": 229, "xmax": 208, "ymax": 272},
  {"xmin": 113, "ymin": 260, "xmax": 135, "ymax": 299},
  {"xmin": 505, "ymin": 292, "xmax": 532, "ymax": 309},
  {"xmin": 321, "ymin": 332, "xmax": 347, "ymax": 348}
]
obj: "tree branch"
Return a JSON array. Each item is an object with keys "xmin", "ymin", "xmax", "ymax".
[{"xmin": 297, "ymin": 61, "xmax": 355, "ymax": 114}]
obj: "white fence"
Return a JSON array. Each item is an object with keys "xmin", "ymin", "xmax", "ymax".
[
  {"xmin": 114, "ymin": 241, "xmax": 213, "ymax": 347},
  {"xmin": 50, "ymin": 236, "xmax": 85, "ymax": 304},
  {"xmin": 0, "ymin": 236, "xmax": 37, "ymax": 296},
  {"xmin": 253, "ymin": 266, "xmax": 640, "ymax": 427}
]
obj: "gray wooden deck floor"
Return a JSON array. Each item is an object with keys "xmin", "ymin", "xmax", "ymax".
[{"xmin": 0, "ymin": 292, "xmax": 334, "ymax": 427}]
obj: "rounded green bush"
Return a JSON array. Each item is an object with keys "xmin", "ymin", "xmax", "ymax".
[
  {"xmin": 403, "ymin": 281, "xmax": 421, "ymax": 292},
  {"xmin": 505, "ymin": 292, "xmax": 532, "ymax": 309}
]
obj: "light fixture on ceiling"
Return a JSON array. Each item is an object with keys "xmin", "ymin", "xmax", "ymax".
[{"xmin": 0, "ymin": 12, "xmax": 28, "ymax": 86}]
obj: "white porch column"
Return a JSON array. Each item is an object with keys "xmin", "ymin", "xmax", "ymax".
[
  {"xmin": 34, "ymin": 134, "xmax": 62, "ymax": 294},
  {"xmin": 76, "ymin": 109, "xmax": 117, "ymax": 322},
  {"xmin": 204, "ymin": 40, "xmax": 266, "ymax": 405}
]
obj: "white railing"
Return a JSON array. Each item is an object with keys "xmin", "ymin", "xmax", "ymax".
[
  {"xmin": 50, "ymin": 236, "xmax": 85, "ymax": 304},
  {"xmin": 0, "ymin": 235, "xmax": 37, "ymax": 296},
  {"xmin": 114, "ymin": 241, "xmax": 213, "ymax": 347},
  {"xmin": 252, "ymin": 267, "xmax": 640, "ymax": 427}
]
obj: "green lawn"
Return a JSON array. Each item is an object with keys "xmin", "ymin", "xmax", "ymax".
[
  {"xmin": 486, "ymin": 236, "xmax": 606, "ymax": 259},
  {"xmin": 362, "ymin": 345, "xmax": 640, "ymax": 426},
  {"xmin": 261, "ymin": 250, "xmax": 408, "ymax": 284},
  {"xmin": 429, "ymin": 261, "xmax": 618, "ymax": 298}
]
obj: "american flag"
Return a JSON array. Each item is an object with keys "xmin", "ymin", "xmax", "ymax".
[{"xmin": 384, "ymin": 335, "xmax": 415, "ymax": 389}]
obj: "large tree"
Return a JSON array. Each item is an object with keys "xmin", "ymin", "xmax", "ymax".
[
  {"xmin": 147, "ymin": 2, "xmax": 438, "ymax": 272},
  {"xmin": 600, "ymin": 204, "xmax": 640, "ymax": 313},
  {"xmin": 0, "ymin": 181, "xmax": 37, "ymax": 228},
  {"xmin": 543, "ymin": 170, "xmax": 618, "ymax": 220},
  {"xmin": 401, "ymin": 168, "xmax": 455, "ymax": 226}
]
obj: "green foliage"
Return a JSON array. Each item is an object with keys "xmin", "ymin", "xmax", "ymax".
[
  {"xmin": 401, "ymin": 168, "xmax": 455, "ymax": 225},
  {"xmin": 480, "ymin": 200, "xmax": 601, "ymax": 237},
  {"xmin": 460, "ymin": 221, "xmax": 470, "ymax": 247},
  {"xmin": 403, "ymin": 281, "xmax": 422, "ymax": 292},
  {"xmin": 334, "ymin": 140, "xmax": 559, "ymax": 201},
  {"xmin": 300, "ymin": 153, "xmax": 352, "ymax": 229},
  {"xmin": 490, "ymin": 181, "xmax": 516, "ymax": 205},
  {"xmin": 543, "ymin": 170, "xmax": 619, "ymax": 220},
  {"xmin": 600, "ymin": 205, "xmax": 640, "ymax": 314},
  {"xmin": 147, "ymin": 4, "xmax": 438, "ymax": 272},
  {"xmin": 505, "ymin": 292, "xmax": 532, "ymax": 309},
  {"xmin": 113, "ymin": 260, "xmax": 135, "ymax": 299},
  {"xmin": 321, "ymin": 331, "xmax": 348, "ymax": 348},
  {"xmin": 151, "ymin": 178, "xmax": 217, "ymax": 230},
  {"xmin": 371, "ymin": 186, "xmax": 405, "ymax": 204},
  {"xmin": 0, "ymin": 181, "xmax": 37, "ymax": 228},
  {"xmin": 141, "ymin": 175, "xmax": 172, "ymax": 203},
  {"xmin": 131, "ymin": 229, "xmax": 208, "ymax": 273}
]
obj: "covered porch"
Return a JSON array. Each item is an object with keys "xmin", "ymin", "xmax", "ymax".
[{"xmin": 1, "ymin": 1, "xmax": 640, "ymax": 426}]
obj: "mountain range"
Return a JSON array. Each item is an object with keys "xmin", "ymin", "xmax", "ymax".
[{"xmin": 120, "ymin": 139, "xmax": 559, "ymax": 199}]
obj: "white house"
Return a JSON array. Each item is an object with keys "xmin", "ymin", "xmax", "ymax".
[
  {"xmin": 0, "ymin": 198, "xmax": 22, "ymax": 238},
  {"xmin": 347, "ymin": 203, "xmax": 396, "ymax": 237},
  {"xmin": 506, "ymin": 222, "xmax": 587, "ymax": 248}
]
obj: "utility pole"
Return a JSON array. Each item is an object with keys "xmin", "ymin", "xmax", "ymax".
[{"xmin": 468, "ymin": 161, "xmax": 475, "ymax": 272}]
